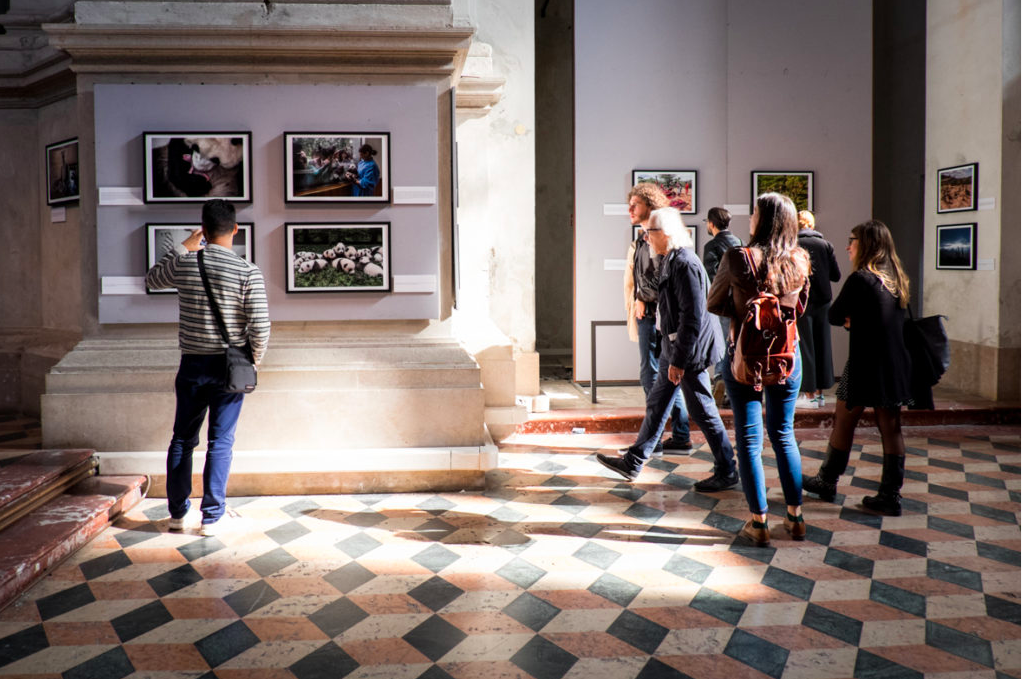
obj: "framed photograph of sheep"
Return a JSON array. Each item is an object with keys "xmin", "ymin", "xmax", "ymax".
[
  {"xmin": 46, "ymin": 137, "xmax": 80, "ymax": 206},
  {"xmin": 145, "ymin": 223, "xmax": 254, "ymax": 294},
  {"xmin": 751, "ymin": 170, "xmax": 814, "ymax": 212},
  {"xmin": 284, "ymin": 132, "xmax": 390, "ymax": 203},
  {"xmin": 631, "ymin": 170, "xmax": 697, "ymax": 214},
  {"xmin": 286, "ymin": 222, "xmax": 391, "ymax": 293},
  {"xmin": 936, "ymin": 223, "xmax": 976, "ymax": 270},
  {"xmin": 143, "ymin": 132, "xmax": 252, "ymax": 203},
  {"xmin": 937, "ymin": 162, "xmax": 978, "ymax": 213}
]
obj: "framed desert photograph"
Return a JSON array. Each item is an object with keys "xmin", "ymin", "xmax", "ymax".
[
  {"xmin": 144, "ymin": 132, "xmax": 252, "ymax": 203},
  {"xmin": 284, "ymin": 133, "xmax": 390, "ymax": 203},
  {"xmin": 751, "ymin": 171, "xmax": 814, "ymax": 211},
  {"xmin": 632, "ymin": 170, "xmax": 697, "ymax": 214},
  {"xmin": 936, "ymin": 223, "xmax": 976, "ymax": 270},
  {"xmin": 286, "ymin": 223, "xmax": 390, "ymax": 293},
  {"xmin": 46, "ymin": 138, "xmax": 79, "ymax": 206},
  {"xmin": 937, "ymin": 162, "xmax": 977, "ymax": 213},
  {"xmin": 145, "ymin": 223, "xmax": 254, "ymax": 294}
]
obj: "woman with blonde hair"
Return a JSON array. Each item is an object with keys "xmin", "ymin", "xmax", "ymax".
[
  {"xmin": 803, "ymin": 219, "xmax": 913, "ymax": 516},
  {"xmin": 795, "ymin": 209, "xmax": 841, "ymax": 408}
]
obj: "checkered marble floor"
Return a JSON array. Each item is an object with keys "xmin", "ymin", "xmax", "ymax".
[{"xmin": 0, "ymin": 426, "xmax": 1018, "ymax": 679}]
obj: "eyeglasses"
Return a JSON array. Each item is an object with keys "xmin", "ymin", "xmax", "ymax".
[
  {"xmin": 645, "ymin": 227, "xmax": 662, "ymax": 233},
  {"xmin": 848, "ymin": 237, "xmax": 858, "ymax": 245}
]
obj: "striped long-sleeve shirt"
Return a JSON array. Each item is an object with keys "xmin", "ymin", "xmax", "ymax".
[{"xmin": 145, "ymin": 243, "xmax": 270, "ymax": 364}]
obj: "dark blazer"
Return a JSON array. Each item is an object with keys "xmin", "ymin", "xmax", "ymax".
[
  {"xmin": 829, "ymin": 270, "xmax": 912, "ymax": 407},
  {"xmin": 658, "ymin": 246, "xmax": 725, "ymax": 372},
  {"xmin": 797, "ymin": 229, "xmax": 841, "ymax": 308},
  {"xmin": 702, "ymin": 229, "xmax": 743, "ymax": 282}
]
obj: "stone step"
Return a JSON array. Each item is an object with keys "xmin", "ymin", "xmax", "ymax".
[
  {"xmin": 0, "ymin": 474, "xmax": 148, "ymax": 612},
  {"xmin": 0, "ymin": 449, "xmax": 98, "ymax": 531}
]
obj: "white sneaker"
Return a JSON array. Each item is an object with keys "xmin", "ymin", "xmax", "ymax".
[
  {"xmin": 794, "ymin": 395, "xmax": 819, "ymax": 409},
  {"xmin": 816, "ymin": 394, "xmax": 826, "ymax": 406},
  {"xmin": 168, "ymin": 516, "xmax": 186, "ymax": 532},
  {"xmin": 200, "ymin": 520, "xmax": 221, "ymax": 537},
  {"xmin": 200, "ymin": 508, "xmax": 240, "ymax": 537}
]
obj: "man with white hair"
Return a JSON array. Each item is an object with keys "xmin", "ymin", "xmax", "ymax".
[{"xmin": 597, "ymin": 208, "xmax": 738, "ymax": 491}]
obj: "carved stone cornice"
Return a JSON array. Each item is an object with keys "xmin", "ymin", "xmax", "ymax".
[
  {"xmin": 44, "ymin": 24, "xmax": 475, "ymax": 78},
  {"xmin": 0, "ymin": 54, "xmax": 76, "ymax": 109},
  {"xmin": 455, "ymin": 74, "xmax": 505, "ymax": 118}
]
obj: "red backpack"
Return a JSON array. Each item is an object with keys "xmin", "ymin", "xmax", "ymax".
[{"xmin": 731, "ymin": 248, "xmax": 800, "ymax": 391}]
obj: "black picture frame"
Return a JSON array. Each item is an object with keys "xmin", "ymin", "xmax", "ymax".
[
  {"xmin": 631, "ymin": 224, "xmax": 697, "ymax": 249},
  {"xmin": 936, "ymin": 223, "xmax": 977, "ymax": 270},
  {"xmin": 284, "ymin": 132, "xmax": 391, "ymax": 204},
  {"xmin": 751, "ymin": 170, "xmax": 814, "ymax": 212},
  {"xmin": 286, "ymin": 222, "xmax": 391, "ymax": 293},
  {"xmin": 631, "ymin": 169, "xmax": 697, "ymax": 214},
  {"xmin": 145, "ymin": 223, "xmax": 254, "ymax": 294},
  {"xmin": 45, "ymin": 137, "xmax": 80, "ymax": 206},
  {"xmin": 143, "ymin": 131, "xmax": 252, "ymax": 203},
  {"xmin": 937, "ymin": 162, "xmax": 978, "ymax": 213}
]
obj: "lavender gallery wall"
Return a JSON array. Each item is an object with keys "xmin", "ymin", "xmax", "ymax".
[
  {"xmin": 573, "ymin": 0, "xmax": 871, "ymax": 384},
  {"xmin": 94, "ymin": 83, "xmax": 440, "ymax": 323}
]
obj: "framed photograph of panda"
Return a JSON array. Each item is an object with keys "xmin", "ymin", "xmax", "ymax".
[
  {"xmin": 143, "ymin": 132, "xmax": 252, "ymax": 203},
  {"xmin": 145, "ymin": 223, "xmax": 254, "ymax": 294},
  {"xmin": 284, "ymin": 132, "xmax": 390, "ymax": 203},
  {"xmin": 286, "ymin": 222, "xmax": 390, "ymax": 293}
]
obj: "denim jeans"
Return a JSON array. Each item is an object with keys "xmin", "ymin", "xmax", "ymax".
[
  {"xmin": 166, "ymin": 354, "xmax": 245, "ymax": 524},
  {"xmin": 723, "ymin": 348, "xmax": 804, "ymax": 514},
  {"xmin": 713, "ymin": 316, "xmax": 730, "ymax": 380},
  {"xmin": 625, "ymin": 348, "xmax": 735, "ymax": 475},
  {"xmin": 637, "ymin": 313, "xmax": 689, "ymax": 440}
]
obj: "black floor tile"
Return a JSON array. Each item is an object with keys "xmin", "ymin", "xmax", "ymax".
[
  {"xmin": 869, "ymin": 581, "xmax": 925, "ymax": 617},
  {"xmin": 112, "ymin": 525, "xmax": 161, "ymax": 549},
  {"xmin": 678, "ymin": 489, "xmax": 718, "ymax": 509},
  {"xmin": 290, "ymin": 641, "xmax": 359, "ymax": 679},
  {"xmin": 79, "ymin": 550, "xmax": 133, "ymax": 580},
  {"xmin": 703, "ymin": 511, "xmax": 743, "ymax": 533},
  {"xmin": 335, "ymin": 532, "xmax": 383, "ymax": 559},
  {"xmin": 573, "ymin": 541, "xmax": 621, "ymax": 570},
  {"xmin": 762, "ymin": 566, "xmax": 814, "ymax": 600},
  {"xmin": 408, "ymin": 575, "xmax": 465, "ymax": 612},
  {"xmin": 281, "ymin": 498, "xmax": 322, "ymax": 519},
  {"xmin": 662, "ymin": 554, "xmax": 712, "ymax": 584},
  {"xmin": 495, "ymin": 556, "xmax": 547, "ymax": 589},
  {"xmin": 561, "ymin": 520, "xmax": 604, "ymax": 538},
  {"xmin": 503, "ymin": 591, "xmax": 561, "ymax": 631},
  {"xmin": 308, "ymin": 597, "xmax": 370, "ymax": 638},
  {"xmin": 194, "ymin": 620, "xmax": 260, "ymax": 668},
  {"xmin": 177, "ymin": 536, "xmax": 226, "ymax": 562},
  {"xmin": 247, "ymin": 546, "xmax": 299, "ymax": 577},
  {"xmin": 416, "ymin": 665, "xmax": 457, "ymax": 679},
  {"xmin": 824, "ymin": 547, "xmax": 874, "ymax": 578},
  {"xmin": 971, "ymin": 503, "xmax": 1019, "ymax": 524},
  {"xmin": 63, "ymin": 646, "xmax": 134, "ymax": 679},
  {"xmin": 323, "ymin": 561, "xmax": 377, "ymax": 594},
  {"xmin": 412, "ymin": 517, "xmax": 459, "ymax": 541},
  {"xmin": 724, "ymin": 628, "xmax": 788, "ymax": 679},
  {"xmin": 985, "ymin": 594, "xmax": 1021, "ymax": 624},
  {"xmin": 839, "ymin": 507, "xmax": 884, "ymax": 529},
  {"xmin": 36, "ymin": 582, "xmax": 95, "ymax": 621},
  {"xmin": 642, "ymin": 525, "xmax": 686, "ymax": 548},
  {"xmin": 635, "ymin": 658, "xmax": 696, "ymax": 679},
  {"xmin": 853, "ymin": 649, "xmax": 923, "ymax": 679},
  {"xmin": 926, "ymin": 620, "xmax": 994, "ymax": 667},
  {"xmin": 929, "ymin": 484, "xmax": 970, "ymax": 501},
  {"xmin": 541, "ymin": 474, "xmax": 577, "ymax": 488},
  {"xmin": 611, "ymin": 485, "xmax": 647, "ymax": 502},
  {"xmin": 509, "ymin": 635, "xmax": 578, "ymax": 679},
  {"xmin": 550, "ymin": 494, "xmax": 589, "ymax": 514},
  {"xmin": 964, "ymin": 472, "xmax": 1006, "ymax": 488},
  {"xmin": 0, "ymin": 624, "xmax": 48, "ymax": 667},
  {"xmin": 802, "ymin": 603, "xmax": 862, "ymax": 646},
  {"xmin": 223, "ymin": 580, "xmax": 281, "ymax": 617},
  {"xmin": 489, "ymin": 506, "xmax": 528, "ymax": 523},
  {"xmin": 927, "ymin": 515, "xmax": 975, "ymax": 539},
  {"xmin": 110, "ymin": 599, "xmax": 173, "ymax": 642},
  {"xmin": 927, "ymin": 559, "xmax": 984, "ymax": 592},
  {"xmin": 417, "ymin": 495, "xmax": 457, "ymax": 513},
  {"xmin": 624, "ymin": 502, "xmax": 666, "ymax": 523},
  {"xmin": 412, "ymin": 543, "xmax": 461, "ymax": 573},
  {"xmin": 147, "ymin": 563, "xmax": 203, "ymax": 597},
  {"xmin": 588, "ymin": 573, "xmax": 641, "ymax": 607},
  {"xmin": 402, "ymin": 614, "xmax": 468, "ymax": 662},
  {"xmin": 688, "ymin": 587, "xmax": 746, "ymax": 625},
  {"xmin": 879, "ymin": 531, "xmax": 928, "ymax": 557},
  {"xmin": 265, "ymin": 519, "xmax": 312, "ymax": 545},
  {"xmin": 928, "ymin": 458, "xmax": 964, "ymax": 471},
  {"xmin": 344, "ymin": 511, "xmax": 387, "ymax": 528},
  {"xmin": 606, "ymin": 609, "xmax": 669, "ymax": 654},
  {"xmin": 977, "ymin": 541, "xmax": 1022, "ymax": 564}
]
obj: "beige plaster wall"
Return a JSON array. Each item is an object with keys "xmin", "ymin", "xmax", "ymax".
[
  {"xmin": 0, "ymin": 109, "xmax": 42, "ymax": 328},
  {"xmin": 925, "ymin": 0, "xmax": 1020, "ymax": 400}
]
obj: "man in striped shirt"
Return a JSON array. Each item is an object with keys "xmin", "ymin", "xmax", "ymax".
[{"xmin": 146, "ymin": 199, "xmax": 270, "ymax": 537}]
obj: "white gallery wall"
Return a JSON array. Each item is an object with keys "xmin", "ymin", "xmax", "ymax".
[{"xmin": 573, "ymin": 0, "xmax": 872, "ymax": 383}]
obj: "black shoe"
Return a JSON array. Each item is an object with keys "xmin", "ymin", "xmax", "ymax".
[
  {"xmin": 650, "ymin": 441, "xmax": 664, "ymax": 458},
  {"xmin": 662, "ymin": 438, "xmax": 693, "ymax": 453},
  {"xmin": 596, "ymin": 453, "xmax": 638, "ymax": 482},
  {"xmin": 803, "ymin": 473, "xmax": 838, "ymax": 502},
  {"xmin": 693, "ymin": 471, "xmax": 739, "ymax": 492},
  {"xmin": 862, "ymin": 492, "xmax": 902, "ymax": 516}
]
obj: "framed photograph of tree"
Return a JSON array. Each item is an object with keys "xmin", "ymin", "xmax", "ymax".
[
  {"xmin": 937, "ymin": 163, "xmax": 977, "ymax": 213},
  {"xmin": 751, "ymin": 171, "xmax": 814, "ymax": 212},
  {"xmin": 632, "ymin": 170, "xmax": 697, "ymax": 214}
]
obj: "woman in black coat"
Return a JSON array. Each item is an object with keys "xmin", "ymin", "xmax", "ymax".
[
  {"xmin": 795, "ymin": 210, "xmax": 841, "ymax": 407},
  {"xmin": 803, "ymin": 220, "xmax": 912, "ymax": 516}
]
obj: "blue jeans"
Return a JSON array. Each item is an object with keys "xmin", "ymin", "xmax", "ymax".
[
  {"xmin": 637, "ymin": 314, "xmax": 689, "ymax": 441},
  {"xmin": 166, "ymin": 354, "xmax": 245, "ymax": 524},
  {"xmin": 714, "ymin": 316, "xmax": 730, "ymax": 379},
  {"xmin": 723, "ymin": 348, "xmax": 804, "ymax": 514},
  {"xmin": 624, "ymin": 348, "xmax": 734, "ymax": 474}
]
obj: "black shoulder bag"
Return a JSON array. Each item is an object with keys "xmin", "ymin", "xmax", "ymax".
[
  {"xmin": 197, "ymin": 249, "xmax": 257, "ymax": 394},
  {"xmin": 903, "ymin": 305, "xmax": 950, "ymax": 387}
]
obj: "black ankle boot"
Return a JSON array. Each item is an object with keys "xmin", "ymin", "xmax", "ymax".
[
  {"xmin": 862, "ymin": 454, "xmax": 904, "ymax": 516},
  {"xmin": 802, "ymin": 444, "xmax": 849, "ymax": 501}
]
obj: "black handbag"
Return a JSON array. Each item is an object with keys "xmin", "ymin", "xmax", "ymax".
[
  {"xmin": 903, "ymin": 306, "xmax": 950, "ymax": 387},
  {"xmin": 197, "ymin": 250, "xmax": 257, "ymax": 394}
]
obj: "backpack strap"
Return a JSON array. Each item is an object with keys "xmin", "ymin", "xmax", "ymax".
[{"xmin": 740, "ymin": 247, "xmax": 763, "ymax": 293}]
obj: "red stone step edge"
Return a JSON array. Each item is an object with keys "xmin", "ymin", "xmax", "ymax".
[{"xmin": 0, "ymin": 450, "xmax": 98, "ymax": 532}]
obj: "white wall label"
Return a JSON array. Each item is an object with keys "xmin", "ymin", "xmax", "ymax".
[
  {"xmin": 50, "ymin": 207, "xmax": 66, "ymax": 223},
  {"xmin": 604, "ymin": 259, "xmax": 626, "ymax": 271},
  {"xmin": 976, "ymin": 259, "xmax": 995, "ymax": 271},
  {"xmin": 392, "ymin": 275, "xmax": 436, "ymax": 293},
  {"xmin": 392, "ymin": 186, "xmax": 437, "ymax": 204},
  {"xmin": 724, "ymin": 203, "xmax": 750, "ymax": 216},
  {"xmin": 603, "ymin": 203, "xmax": 629, "ymax": 216},
  {"xmin": 977, "ymin": 197, "xmax": 995, "ymax": 211},
  {"xmin": 99, "ymin": 187, "xmax": 144, "ymax": 206},
  {"xmin": 101, "ymin": 276, "xmax": 146, "ymax": 295}
]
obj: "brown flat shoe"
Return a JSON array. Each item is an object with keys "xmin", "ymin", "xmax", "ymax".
[
  {"xmin": 784, "ymin": 512, "xmax": 806, "ymax": 540},
  {"xmin": 739, "ymin": 519, "xmax": 771, "ymax": 547}
]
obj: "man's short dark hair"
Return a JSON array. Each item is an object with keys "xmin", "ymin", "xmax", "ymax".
[
  {"xmin": 707, "ymin": 206, "xmax": 731, "ymax": 231},
  {"xmin": 202, "ymin": 199, "xmax": 236, "ymax": 237}
]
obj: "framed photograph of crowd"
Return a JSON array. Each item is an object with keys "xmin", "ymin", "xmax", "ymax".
[
  {"xmin": 937, "ymin": 162, "xmax": 978, "ymax": 213},
  {"xmin": 145, "ymin": 223, "xmax": 254, "ymax": 293},
  {"xmin": 751, "ymin": 171, "xmax": 813, "ymax": 212},
  {"xmin": 143, "ymin": 132, "xmax": 252, "ymax": 203},
  {"xmin": 286, "ymin": 222, "xmax": 391, "ymax": 293},
  {"xmin": 632, "ymin": 170, "xmax": 697, "ymax": 214},
  {"xmin": 284, "ymin": 132, "xmax": 390, "ymax": 203},
  {"xmin": 46, "ymin": 138, "xmax": 80, "ymax": 206},
  {"xmin": 936, "ymin": 223, "xmax": 976, "ymax": 270}
]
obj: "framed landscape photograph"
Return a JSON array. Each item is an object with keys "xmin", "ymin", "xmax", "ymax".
[
  {"xmin": 751, "ymin": 170, "xmax": 814, "ymax": 211},
  {"xmin": 46, "ymin": 138, "xmax": 79, "ymax": 206},
  {"xmin": 936, "ymin": 223, "xmax": 976, "ymax": 270},
  {"xmin": 144, "ymin": 132, "xmax": 252, "ymax": 203},
  {"xmin": 937, "ymin": 162, "xmax": 978, "ymax": 213},
  {"xmin": 284, "ymin": 132, "xmax": 390, "ymax": 203},
  {"xmin": 632, "ymin": 170, "xmax": 697, "ymax": 214},
  {"xmin": 286, "ymin": 222, "xmax": 391, "ymax": 293},
  {"xmin": 145, "ymin": 223, "xmax": 254, "ymax": 294}
]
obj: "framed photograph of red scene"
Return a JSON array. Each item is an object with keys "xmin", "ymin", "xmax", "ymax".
[
  {"xmin": 937, "ymin": 162, "xmax": 977, "ymax": 213},
  {"xmin": 632, "ymin": 169, "xmax": 697, "ymax": 215}
]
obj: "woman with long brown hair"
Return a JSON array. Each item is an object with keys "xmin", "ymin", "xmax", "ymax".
[{"xmin": 803, "ymin": 219, "xmax": 913, "ymax": 516}]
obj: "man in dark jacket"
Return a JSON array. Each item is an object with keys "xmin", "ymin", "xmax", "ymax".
[
  {"xmin": 597, "ymin": 208, "xmax": 737, "ymax": 491},
  {"xmin": 702, "ymin": 207, "xmax": 742, "ymax": 406}
]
